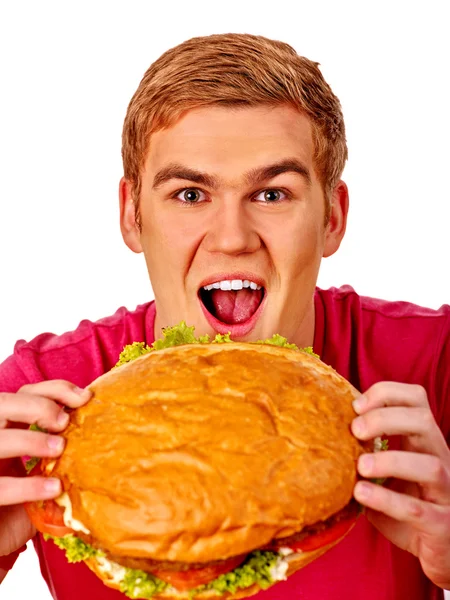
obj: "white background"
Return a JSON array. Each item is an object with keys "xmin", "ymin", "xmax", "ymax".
[{"xmin": 0, "ymin": 1, "xmax": 448, "ymax": 598}]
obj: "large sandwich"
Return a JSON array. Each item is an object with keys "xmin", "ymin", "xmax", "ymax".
[{"xmin": 25, "ymin": 323, "xmax": 369, "ymax": 599}]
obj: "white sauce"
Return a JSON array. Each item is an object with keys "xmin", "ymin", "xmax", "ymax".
[
  {"xmin": 269, "ymin": 556, "xmax": 289, "ymax": 582},
  {"xmin": 54, "ymin": 492, "xmax": 91, "ymax": 534},
  {"xmin": 278, "ymin": 547, "xmax": 294, "ymax": 557},
  {"xmin": 95, "ymin": 555, "xmax": 128, "ymax": 585},
  {"xmin": 164, "ymin": 588, "xmax": 184, "ymax": 596}
]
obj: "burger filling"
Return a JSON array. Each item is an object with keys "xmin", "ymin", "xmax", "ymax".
[
  {"xmin": 96, "ymin": 499, "xmax": 360, "ymax": 575},
  {"xmin": 30, "ymin": 495, "xmax": 359, "ymax": 598},
  {"xmin": 199, "ymin": 281, "xmax": 264, "ymax": 324},
  {"xmin": 43, "ymin": 532, "xmax": 287, "ymax": 598}
]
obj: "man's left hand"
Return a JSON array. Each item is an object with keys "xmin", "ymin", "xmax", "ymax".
[{"xmin": 351, "ymin": 382, "xmax": 450, "ymax": 590}]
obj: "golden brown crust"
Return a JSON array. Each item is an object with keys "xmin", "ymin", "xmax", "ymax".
[{"xmin": 50, "ymin": 343, "xmax": 365, "ymax": 562}]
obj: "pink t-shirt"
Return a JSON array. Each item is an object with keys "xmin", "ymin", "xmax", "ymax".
[{"xmin": 0, "ymin": 286, "xmax": 449, "ymax": 600}]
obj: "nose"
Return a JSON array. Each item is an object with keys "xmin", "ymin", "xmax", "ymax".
[{"xmin": 204, "ymin": 199, "xmax": 261, "ymax": 256}]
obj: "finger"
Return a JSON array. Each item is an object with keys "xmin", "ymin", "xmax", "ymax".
[
  {"xmin": 0, "ymin": 429, "xmax": 65, "ymax": 460},
  {"xmin": 0, "ymin": 476, "xmax": 61, "ymax": 506},
  {"xmin": 0, "ymin": 393, "xmax": 71, "ymax": 432},
  {"xmin": 18, "ymin": 380, "xmax": 92, "ymax": 408},
  {"xmin": 358, "ymin": 451, "xmax": 450, "ymax": 505},
  {"xmin": 363, "ymin": 508, "xmax": 412, "ymax": 552},
  {"xmin": 351, "ymin": 406, "xmax": 448, "ymax": 456},
  {"xmin": 352, "ymin": 382, "xmax": 428, "ymax": 415},
  {"xmin": 0, "ymin": 504, "xmax": 37, "ymax": 547},
  {"xmin": 353, "ymin": 480, "xmax": 448, "ymax": 535}
]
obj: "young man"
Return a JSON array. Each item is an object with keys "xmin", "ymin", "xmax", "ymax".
[{"xmin": 0, "ymin": 33, "xmax": 449, "ymax": 600}]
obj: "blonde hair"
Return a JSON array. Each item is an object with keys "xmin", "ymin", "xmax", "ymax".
[{"xmin": 122, "ymin": 33, "xmax": 347, "ymax": 223}]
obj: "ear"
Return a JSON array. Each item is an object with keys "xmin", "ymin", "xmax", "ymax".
[
  {"xmin": 119, "ymin": 177, "xmax": 143, "ymax": 254},
  {"xmin": 323, "ymin": 180, "xmax": 349, "ymax": 258}
]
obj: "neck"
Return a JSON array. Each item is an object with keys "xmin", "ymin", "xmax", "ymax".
[{"xmin": 290, "ymin": 296, "xmax": 316, "ymax": 349}]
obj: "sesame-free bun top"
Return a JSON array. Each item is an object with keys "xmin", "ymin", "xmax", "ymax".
[{"xmin": 50, "ymin": 343, "xmax": 364, "ymax": 563}]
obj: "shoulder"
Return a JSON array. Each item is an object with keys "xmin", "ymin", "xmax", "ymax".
[
  {"xmin": 315, "ymin": 286, "xmax": 449, "ymax": 431},
  {"xmin": 0, "ymin": 302, "xmax": 156, "ymax": 392},
  {"xmin": 316, "ymin": 285, "xmax": 449, "ymax": 338}
]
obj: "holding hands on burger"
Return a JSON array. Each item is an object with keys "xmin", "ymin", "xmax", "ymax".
[
  {"xmin": 1, "ymin": 376, "xmax": 449, "ymax": 591},
  {"xmin": 0, "ymin": 381, "xmax": 91, "ymax": 563},
  {"xmin": 351, "ymin": 382, "xmax": 450, "ymax": 590}
]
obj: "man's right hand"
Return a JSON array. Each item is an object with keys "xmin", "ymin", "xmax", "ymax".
[{"xmin": 0, "ymin": 381, "xmax": 91, "ymax": 558}]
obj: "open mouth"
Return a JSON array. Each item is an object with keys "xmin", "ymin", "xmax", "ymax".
[{"xmin": 198, "ymin": 277, "xmax": 266, "ymax": 336}]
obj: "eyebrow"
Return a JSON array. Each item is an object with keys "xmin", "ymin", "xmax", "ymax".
[
  {"xmin": 151, "ymin": 158, "xmax": 312, "ymax": 190},
  {"xmin": 245, "ymin": 158, "xmax": 311, "ymax": 187},
  {"xmin": 152, "ymin": 165, "xmax": 218, "ymax": 190}
]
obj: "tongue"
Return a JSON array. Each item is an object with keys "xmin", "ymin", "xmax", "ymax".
[{"xmin": 209, "ymin": 289, "xmax": 263, "ymax": 324}]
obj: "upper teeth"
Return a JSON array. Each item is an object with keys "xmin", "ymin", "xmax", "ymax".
[{"xmin": 203, "ymin": 279, "xmax": 262, "ymax": 291}]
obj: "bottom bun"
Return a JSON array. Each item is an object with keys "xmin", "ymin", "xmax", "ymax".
[{"xmin": 84, "ymin": 530, "xmax": 350, "ymax": 600}]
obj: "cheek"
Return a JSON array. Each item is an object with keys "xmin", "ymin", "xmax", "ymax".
[
  {"xmin": 266, "ymin": 213, "xmax": 324, "ymax": 275},
  {"xmin": 140, "ymin": 207, "xmax": 205, "ymax": 275}
]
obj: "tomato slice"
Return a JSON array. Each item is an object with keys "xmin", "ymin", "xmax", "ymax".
[
  {"xmin": 151, "ymin": 555, "xmax": 246, "ymax": 591},
  {"xmin": 24, "ymin": 499, "xmax": 74, "ymax": 537},
  {"xmin": 288, "ymin": 515, "xmax": 356, "ymax": 553},
  {"xmin": 268, "ymin": 501, "xmax": 360, "ymax": 554}
]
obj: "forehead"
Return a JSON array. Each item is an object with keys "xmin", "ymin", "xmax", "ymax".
[{"xmin": 144, "ymin": 104, "xmax": 316, "ymax": 181}]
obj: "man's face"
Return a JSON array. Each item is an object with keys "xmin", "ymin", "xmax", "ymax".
[{"xmin": 121, "ymin": 104, "xmax": 347, "ymax": 345}]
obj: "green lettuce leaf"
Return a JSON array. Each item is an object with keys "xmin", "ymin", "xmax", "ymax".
[
  {"xmin": 24, "ymin": 424, "xmax": 48, "ymax": 473},
  {"xmin": 212, "ymin": 332, "xmax": 233, "ymax": 343},
  {"xmin": 255, "ymin": 333, "xmax": 299, "ymax": 350},
  {"xmin": 119, "ymin": 569, "xmax": 168, "ymax": 599},
  {"xmin": 115, "ymin": 341, "xmax": 152, "ymax": 367},
  {"xmin": 45, "ymin": 534, "xmax": 166, "ymax": 597},
  {"xmin": 44, "ymin": 533, "xmax": 99, "ymax": 563},
  {"xmin": 45, "ymin": 533, "xmax": 280, "ymax": 599},
  {"xmin": 372, "ymin": 438, "xmax": 389, "ymax": 485},
  {"xmin": 195, "ymin": 551, "xmax": 279, "ymax": 596},
  {"xmin": 115, "ymin": 322, "xmax": 211, "ymax": 368},
  {"xmin": 115, "ymin": 322, "xmax": 319, "ymax": 368},
  {"xmin": 30, "ymin": 424, "xmax": 47, "ymax": 433},
  {"xmin": 24, "ymin": 456, "xmax": 41, "ymax": 473},
  {"xmin": 255, "ymin": 334, "xmax": 319, "ymax": 358},
  {"xmin": 151, "ymin": 321, "xmax": 210, "ymax": 350}
]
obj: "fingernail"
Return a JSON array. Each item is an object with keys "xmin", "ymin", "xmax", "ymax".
[
  {"xmin": 358, "ymin": 454, "xmax": 374, "ymax": 476},
  {"xmin": 74, "ymin": 386, "xmax": 91, "ymax": 400},
  {"xmin": 47, "ymin": 436, "xmax": 65, "ymax": 451},
  {"xmin": 354, "ymin": 481, "xmax": 371, "ymax": 501},
  {"xmin": 57, "ymin": 411, "xmax": 69, "ymax": 427},
  {"xmin": 43, "ymin": 478, "xmax": 61, "ymax": 495},
  {"xmin": 352, "ymin": 395, "xmax": 366, "ymax": 414},
  {"xmin": 352, "ymin": 417, "xmax": 366, "ymax": 437}
]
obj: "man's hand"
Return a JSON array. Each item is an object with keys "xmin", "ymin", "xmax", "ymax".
[
  {"xmin": 0, "ymin": 381, "xmax": 91, "ymax": 559},
  {"xmin": 351, "ymin": 382, "xmax": 450, "ymax": 590}
]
